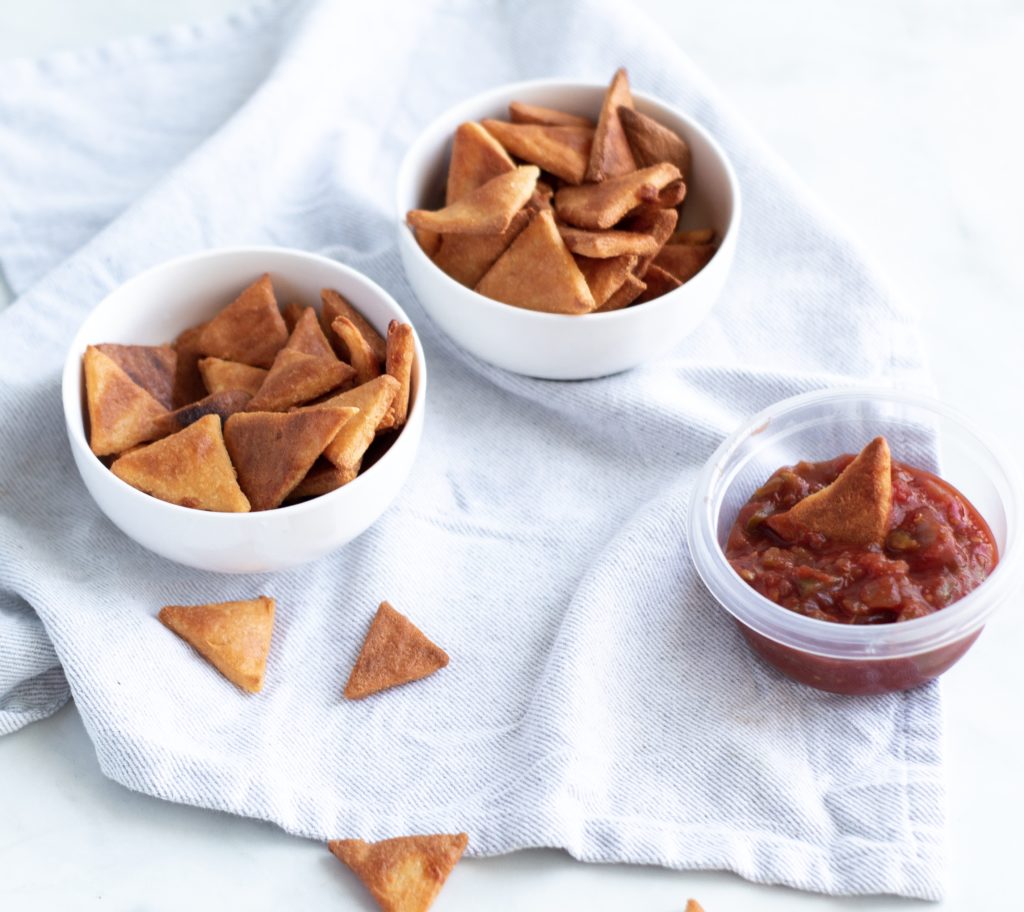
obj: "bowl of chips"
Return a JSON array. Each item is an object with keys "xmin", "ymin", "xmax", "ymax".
[
  {"xmin": 61, "ymin": 247, "xmax": 426, "ymax": 573},
  {"xmin": 396, "ymin": 70, "xmax": 740, "ymax": 380}
]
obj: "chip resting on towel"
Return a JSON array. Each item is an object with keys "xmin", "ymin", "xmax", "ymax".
[
  {"xmin": 328, "ymin": 833, "xmax": 468, "ymax": 912},
  {"xmin": 344, "ymin": 601, "xmax": 449, "ymax": 700},
  {"xmin": 158, "ymin": 596, "xmax": 275, "ymax": 693}
]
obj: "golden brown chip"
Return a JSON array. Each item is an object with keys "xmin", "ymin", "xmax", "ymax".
[
  {"xmin": 407, "ymin": 165, "xmax": 539, "ymax": 236},
  {"xmin": 684, "ymin": 901, "xmax": 706, "ymax": 912},
  {"xmin": 171, "ymin": 322, "xmax": 211, "ymax": 408},
  {"xmin": 321, "ymin": 289, "xmax": 387, "ymax": 363},
  {"xmin": 246, "ymin": 349, "xmax": 355, "ymax": 412},
  {"xmin": 574, "ymin": 254, "xmax": 638, "ymax": 308},
  {"xmin": 328, "ymin": 832, "xmax": 468, "ymax": 912},
  {"xmin": 282, "ymin": 301, "xmax": 304, "ymax": 333},
  {"xmin": 159, "ymin": 596, "xmax": 274, "ymax": 693},
  {"xmin": 380, "ymin": 321, "xmax": 415, "ymax": 430},
  {"xmin": 586, "ymin": 67, "xmax": 637, "ymax": 182},
  {"xmin": 636, "ymin": 264, "xmax": 682, "ymax": 303},
  {"xmin": 414, "ymin": 228, "xmax": 442, "ymax": 258},
  {"xmin": 652, "ymin": 243, "xmax": 717, "ymax": 283},
  {"xmin": 621, "ymin": 206, "xmax": 679, "ymax": 276},
  {"xmin": 332, "ymin": 317, "xmax": 382, "ymax": 386},
  {"xmin": 595, "ymin": 272, "xmax": 646, "ymax": 312},
  {"xmin": 94, "ymin": 343, "xmax": 176, "ymax": 410},
  {"xmin": 446, "ymin": 121, "xmax": 515, "ymax": 204},
  {"xmin": 432, "ymin": 209, "xmax": 530, "ymax": 287},
  {"xmin": 301, "ymin": 375, "xmax": 400, "ymax": 474},
  {"xmin": 224, "ymin": 409, "xmax": 351, "ymax": 511},
  {"xmin": 110, "ymin": 414, "xmax": 250, "ymax": 512},
  {"xmin": 197, "ymin": 274, "xmax": 288, "ymax": 368},
  {"xmin": 670, "ymin": 227, "xmax": 716, "ymax": 245},
  {"xmin": 619, "ymin": 105, "xmax": 691, "ymax": 178},
  {"xmin": 155, "ymin": 390, "xmax": 252, "ymax": 437},
  {"xmin": 554, "ymin": 163, "xmax": 681, "ymax": 230},
  {"xmin": 528, "ymin": 179, "xmax": 554, "ymax": 212},
  {"xmin": 475, "ymin": 209, "xmax": 596, "ymax": 314},
  {"xmin": 481, "ymin": 120, "xmax": 593, "ymax": 185},
  {"xmin": 284, "ymin": 306, "xmax": 337, "ymax": 360},
  {"xmin": 286, "ymin": 444, "xmax": 359, "ymax": 501},
  {"xmin": 198, "ymin": 357, "xmax": 268, "ymax": 396},
  {"xmin": 84, "ymin": 345, "xmax": 169, "ymax": 456},
  {"xmin": 655, "ymin": 178, "xmax": 687, "ymax": 209},
  {"xmin": 509, "ymin": 100, "xmax": 593, "ymax": 127},
  {"xmin": 557, "ymin": 225, "xmax": 659, "ymax": 258},
  {"xmin": 344, "ymin": 601, "xmax": 449, "ymax": 699},
  {"xmin": 766, "ymin": 437, "xmax": 894, "ymax": 547}
]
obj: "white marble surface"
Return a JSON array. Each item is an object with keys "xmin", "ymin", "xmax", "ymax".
[{"xmin": 1, "ymin": 1, "xmax": 1022, "ymax": 909}]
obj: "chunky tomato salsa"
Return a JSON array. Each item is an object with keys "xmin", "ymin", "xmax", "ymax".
[{"xmin": 726, "ymin": 438, "xmax": 998, "ymax": 624}]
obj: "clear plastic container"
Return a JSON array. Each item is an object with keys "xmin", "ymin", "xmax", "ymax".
[{"xmin": 688, "ymin": 387, "xmax": 1022, "ymax": 695}]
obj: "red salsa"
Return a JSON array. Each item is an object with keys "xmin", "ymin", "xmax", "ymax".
[{"xmin": 726, "ymin": 454, "xmax": 998, "ymax": 624}]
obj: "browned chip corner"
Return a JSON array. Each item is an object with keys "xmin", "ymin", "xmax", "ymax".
[
  {"xmin": 344, "ymin": 601, "xmax": 449, "ymax": 700},
  {"xmin": 246, "ymin": 349, "xmax": 355, "ymax": 412},
  {"xmin": 94, "ymin": 343, "xmax": 177, "ymax": 410},
  {"xmin": 84, "ymin": 345, "xmax": 169, "ymax": 456},
  {"xmin": 509, "ymin": 100, "xmax": 593, "ymax": 128},
  {"xmin": 332, "ymin": 317, "xmax": 382, "ymax": 387},
  {"xmin": 554, "ymin": 163, "xmax": 681, "ymax": 230},
  {"xmin": 619, "ymin": 105, "xmax": 691, "ymax": 179},
  {"xmin": 328, "ymin": 832, "xmax": 468, "ymax": 912},
  {"xmin": 407, "ymin": 166, "xmax": 539, "ymax": 236},
  {"xmin": 446, "ymin": 121, "xmax": 515, "ymax": 204},
  {"xmin": 196, "ymin": 274, "xmax": 288, "ymax": 369},
  {"xmin": 321, "ymin": 289, "xmax": 387, "ymax": 363},
  {"xmin": 198, "ymin": 357, "xmax": 268, "ymax": 396},
  {"xmin": 482, "ymin": 120, "xmax": 593, "ymax": 186},
  {"xmin": 159, "ymin": 596, "xmax": 274, "ymax": 693},
  {"xmin": 766, "ymin": 437, "xmax": 893, "ymax": 547},
  {"xmin": 284, "ymin": 307, "xmax": 337, "ymax": 360}
]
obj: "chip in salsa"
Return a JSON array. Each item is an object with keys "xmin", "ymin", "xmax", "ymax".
[{"xmin": 726, "ymin": 436, "xmax": 998, "ymax": 624}]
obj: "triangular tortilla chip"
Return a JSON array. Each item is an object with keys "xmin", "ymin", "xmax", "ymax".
[
  {"xmin": 620, "ymin": 206, "xmax": 679, "ymax": 276},
  {"xmin": 636, "ymin": 264, "xmax": 682, "ymax": 303},
  {"xmin": 670, "ymin": 227, "xmax": 716, "ymax": 246},
  {"xmin": 509, "ymin": 101, "xmax": 593, "ymax": 127},
  {"xmin": 155, "ymin": 390, "xmax": 252, "ymax": 437},
  {"xmin": 111, "ymin": 414, "xmax": 250, "ymax": 512},
  {"xmin": 285, "ymin": 306, "xmax": 337, "ymax": 360},
  {"xmin": 282, "ymin": 301, "xmax": 304, "ymax": 332},
  {"xmin": 301, "ymin": 375, "xmax": 400, "ymax": 473},
  {"xmin": 653, "ymin": 243, "xmax": 717, "ymax": 283},
  {"xmin": 766, "ymin": 437, "xmax": 893, "ymax": 547},
  {"xmin": 197, "ymin": 274, "xmax": 288, "ymax": 368},
  {"xmin": 446, "ymin": 121, "xmax": 515, "ymax": 204},
  {"xmin": 198, "ymin": 357, "xmax": 268, "ymax": 396},
  {"xmin": 159, "ymin": 596, "xmax": 274, "ymax": 693},
  {"xmin": 558, "ymin": 225, "xmax": 659, "ymax": 258},
  {"xmin": 575, "ymin": 254, "xmax": 638, "ymax": 308},
  {"xmin": 84, "ymin": 345, "xmax": 169, "ymax": 456},
  {"xmin": 555, "ymin": 163, "xmax": 681, "ymax": 230},
  {"xmin": 407, "ymin": 165, "xmax": 539, "ymax": 236},
  {"xmin": 431, "ymin": 209, "xmax": 530, "ymax": 288},
  {"xmin": 344, "ymin": 601, "xmax": 449, "ymax": 699},
  {"xmin": 379, "ymin": 321, "xmax": 415, "ymax": 431},
  {"xmin": 171, "ymin": 322, "xmax": 210, "ymax": 407},
  {"xmin": 595, "ymin": 271, "xmax": 646, "ymax": 312},
  {"xmin": 328, "ymin": 833, "xmax": 468, "ymax": 912},
  {"xmin": 332, "ymin": 317, "xmax": 382, "ymax": 386},
  {"xmin": 684, "ymin": 901, "xmax": 705, "ymax": 912},
  {"xmin": 481, "ymin": 120, "xmax": 593, "ymax": 185},
  {"xmin": 619, "ymin": 106, "xmax": 691, "ymax": 179},
  {"xmin": 95, "ymin": 343, "xmax": 176, "ymax": 410},
  {"xmin": 224, "ymin": 409, "xmax": 351, "ymax": 511},
  {"xmin": 321, "ymin": 288, "xmax": 387, "ymax": 363},
  {"xmin": 475, "ymin": 209, "xmax": 596, "ymax": 314},
  {"xmin": 586, "ymin": 67, "xmax": 637, "ymax": 182},
  {"xmin": 246, "ymin": 349, "xmax": 355, "ymax": 412}
]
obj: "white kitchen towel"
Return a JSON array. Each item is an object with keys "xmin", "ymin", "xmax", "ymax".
[{"xmin": 0, "ymin": 0, "xmax": 943, "ymax": 899}]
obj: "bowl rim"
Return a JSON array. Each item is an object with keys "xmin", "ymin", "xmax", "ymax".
[
  {"xmin": 687, "ymin": 385, "xmax": 1023, "ymax": 660},
  {"xmin": 61, "ymin": 245, "xmax": 427, "ymax": 523},
  {"xmin": 395, "ymin": 77, "xmax": 742, "ymax": 323}
]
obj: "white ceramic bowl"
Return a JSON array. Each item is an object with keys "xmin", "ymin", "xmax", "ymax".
[
  {"xmin": 62, "ymin": 247, "xmax": 426, "ymax": 574},
  {"xmin": 396, "ymin": 78, "xmax": 741, "ymax": 380}
]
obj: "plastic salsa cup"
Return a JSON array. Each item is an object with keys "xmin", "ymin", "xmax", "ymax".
[{"xmin": 688, "ymin": 387, "xmax": 1022, "ymax": 695}]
